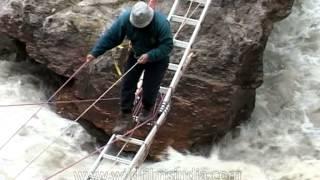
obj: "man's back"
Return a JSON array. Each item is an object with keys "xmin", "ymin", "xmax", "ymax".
[{"xmin": 90, "ymin": 10, "xmax": 173, "ymax": 63}]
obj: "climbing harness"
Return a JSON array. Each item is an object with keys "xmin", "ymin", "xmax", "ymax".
[
  {"xmin": 114, "ymin": 58, "xmax": 123, "ymax": 77},
  {"xmin": 113, "ymin": 44, "xmax": 128, "ymax": 77}
]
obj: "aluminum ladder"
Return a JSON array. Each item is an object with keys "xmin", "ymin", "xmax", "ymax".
[{"xmin": 85, "ymin": 0, "xmax": 212, "ymax": 179}]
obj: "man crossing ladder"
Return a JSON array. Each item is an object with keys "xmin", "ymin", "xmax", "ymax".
[{"xmin": 85, "ymin": 1, "xmax": 173, "ymax": 134}]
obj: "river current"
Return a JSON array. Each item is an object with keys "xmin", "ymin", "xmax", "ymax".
[{"xmin": 1, "ymin": 0, "xmax": 320, "ymax": 179}]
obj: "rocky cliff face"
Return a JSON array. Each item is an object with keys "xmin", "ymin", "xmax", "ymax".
[{"xmin": 0, "ymin": 0, "xmax": 294, "ymax": 158}]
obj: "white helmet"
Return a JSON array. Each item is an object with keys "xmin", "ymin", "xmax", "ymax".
[{"xmin": 130, "ymin": 1, "xmax": 154, "ymax": 28}]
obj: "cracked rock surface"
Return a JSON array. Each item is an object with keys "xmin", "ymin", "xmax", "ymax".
[{"xmin": 0, "ymin": 0, "xmax": 294, "ymax": 157}]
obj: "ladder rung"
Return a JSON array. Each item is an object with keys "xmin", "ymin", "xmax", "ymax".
[
  {"xmin": 188, "ymin": 0, "xmax": 207, "ymax": 4},
  {"xmin": 160, "ymin": 86, "xmax": 168, "ymax": 94},
  {"xmin": 168, "ymin": 63, "xmax": 179, "ymax": 71},
  {"xmin": 173, "ymin": 39, "xmax": 189, "ymax": 48},
  {"xmin": 171, "ymin": 15, "xmax": 199, "ymax": 26},
  {"xmin": 102, "ymin": 154, "xmax": 131, "ymax": 165},
  {"xmin": 115, "ymin": 135, "xmax": 144, "ymax": 146}
]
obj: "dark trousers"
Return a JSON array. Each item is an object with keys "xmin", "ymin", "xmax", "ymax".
[{"xmin": 120, "ymin": 52, "xmax": 169, "ymax": 113}]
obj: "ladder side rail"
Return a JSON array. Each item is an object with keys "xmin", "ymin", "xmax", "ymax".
[
  {"xmin": 170, "ymin": 53, "xmax": 194, "ymax": 91},
  {"xmin": 85, "ymin": 134, "xmax": 116, "ymax": 180},
  {"xmin": 121, "ymin": 100, "xmax": 172, "ymax": 180},
  {"xmin": 160, "ymin": 50, "xmax": 194, "ymax": 110},
  {"xmin": 161, "ymin": 53, "xmax": 192, "ymax": 112},
  {"xmin": 186, "ymin": 0, "xmax": 212, "ymax": 50},
  {"xmin": 121, "ymin": 144, "xmax": 146, "ymax": 179},
  {"xmin": 135, "ymin": 0, "xmax": 180, "ymax": 114},
  {"xmin": 122, "ymin": 3, "xmax": 213, "ymax": 178},
  {"xmin": 121, "ymin": 111, "xmax": 168, "ymax": 180},
  {"xmin": 159, "ymin": 88, "xmax": 171, "ymax": 113},
  {"xmin": 155, "ymin": 98, "xmax": 171, "ymax": 128},
  {"xmin": 167, "ymin": 0, "xmax": 180, "ymax": 21},
  {"xmin": 135, "ymin": 71, "xmax": 145, "ymax": 97},
  {"xmin": 87, "ymin": 1, "xmax": 212, "ymax": 180},
  {"xmin": 111, "ymin": 2, "xmax": 185, "ymax": 178},
  {"xmin": 162, "ymin": 0, "xmax": 212, "ymax": 105},
  {"xmin": 122, "ymin": 128, "xmax": 159, "ymax": 179},
  {"xmin": 161, "ymin": 49, "xmax": 192, "ymax": 105}
]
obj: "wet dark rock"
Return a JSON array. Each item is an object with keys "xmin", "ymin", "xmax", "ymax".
[
  {"xmin": 0, "ymin": 0, "xmax": 295, "ymax": 157},
  {"xmin": 0, "ymin": 33, "xmax": 30, "ymax": 61}
]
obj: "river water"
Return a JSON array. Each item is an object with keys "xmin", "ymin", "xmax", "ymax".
[{"xmin": 1, "ymin": 0, "xmax": 320, "ymax": 179}]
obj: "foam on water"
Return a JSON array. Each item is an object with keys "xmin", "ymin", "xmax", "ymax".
[
  {"xmin": 1, "ymin": 0, "xmax": 320, "ymax": 179},
  {"xmin": 216, "ymin": 0, "xmax": 320, "ymax": 179},
  {"xmin": 0, "ymin": 61, "xmax": 94, "ymax": 179}
]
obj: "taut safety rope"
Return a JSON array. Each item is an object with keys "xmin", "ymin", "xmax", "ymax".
[
  {"xmin": 14, "ymin": 62, "xmax": 139, "ymax": 179},
  {"xmin": 44, "ymin": 112, "xmax": 156, "ymax": 180},
  {"xmin": 0, "ymin": 61, "xmax": 89, "ymax": 151},
  {"xmin": 8, "ymin": 0, "xmax": 204, "ymax": 178},
  {"xmin": 37, "ymin": 1, "xmax": 202, "ymax": 178},
  {"xmin": 0, "ymin": 98, "xmax": 120, "ymax": 107}
]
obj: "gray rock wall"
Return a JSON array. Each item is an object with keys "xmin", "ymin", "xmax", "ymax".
[{"xmin": 0, "ymin": 0, "xmax": 294, "ymax": 157}]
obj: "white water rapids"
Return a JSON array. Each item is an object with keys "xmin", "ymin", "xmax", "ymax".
[{"xmin": 1, "ymin": 0, "xmax": 320, "ymax": 179}]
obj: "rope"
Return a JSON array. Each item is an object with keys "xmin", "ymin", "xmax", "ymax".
[
  {"xmin": 44, "ymin": 0, "xmax": 203, "ymax": 178},
  {"xmin": 15, "ymin": 0, "xmax": 198, "ymax": 178},
  {"xmin": 44, "ymin": 94, "xmax": 164, "ymax": 180},
  {"xmin": 44, "ymin": 113, "xmax": 157, "ymax": 180},
  {"xmin": 0, "ymin": 98, "xmax": 120, "ymax": 107},
  {"xmin": 108, "ymin": 122, "xmax": 139, "ymax": 171},
  {"xmin": 0, "ymin": 61, "xmax": 89, "ymax": 152},
  {"xmin": 14, "ymin": 62, "xmax": 139, "ymax": 179},
  {"xmin": 105, "ymin": 95, "xmax": 164, "ymax": 173},
  {"xmin": 174, "ymin": 0, "xmax": 201, "ymax": 39}
]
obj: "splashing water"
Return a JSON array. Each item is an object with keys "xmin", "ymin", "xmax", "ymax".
[
  {"xmin": 0, "ymin": 61, "xmax": 94, "ymax": 179},
  {"xmin": 217, "ymin": 0, "xmax": 320, "ymax": 179},
  {"xmin": 1, "ymin": 0, "xmax": 320, "ymax": 179}
]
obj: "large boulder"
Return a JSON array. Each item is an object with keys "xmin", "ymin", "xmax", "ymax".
[{"xmin": 0, "ymin": 0, "xmax": 294, "ymax": 157}]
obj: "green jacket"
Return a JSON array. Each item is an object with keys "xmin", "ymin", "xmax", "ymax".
[{"xmin": 90, "ymin": 10, "xmax": 173, "ymax": 62}]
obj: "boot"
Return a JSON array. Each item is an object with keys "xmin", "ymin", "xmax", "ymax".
[
  {"xmin": 112, "ymin": 113, "xmax": 133, "ymax": 134},
  {"xmin": 138, "ymin": 108, "xmax": 152, "ymax": 123}
]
